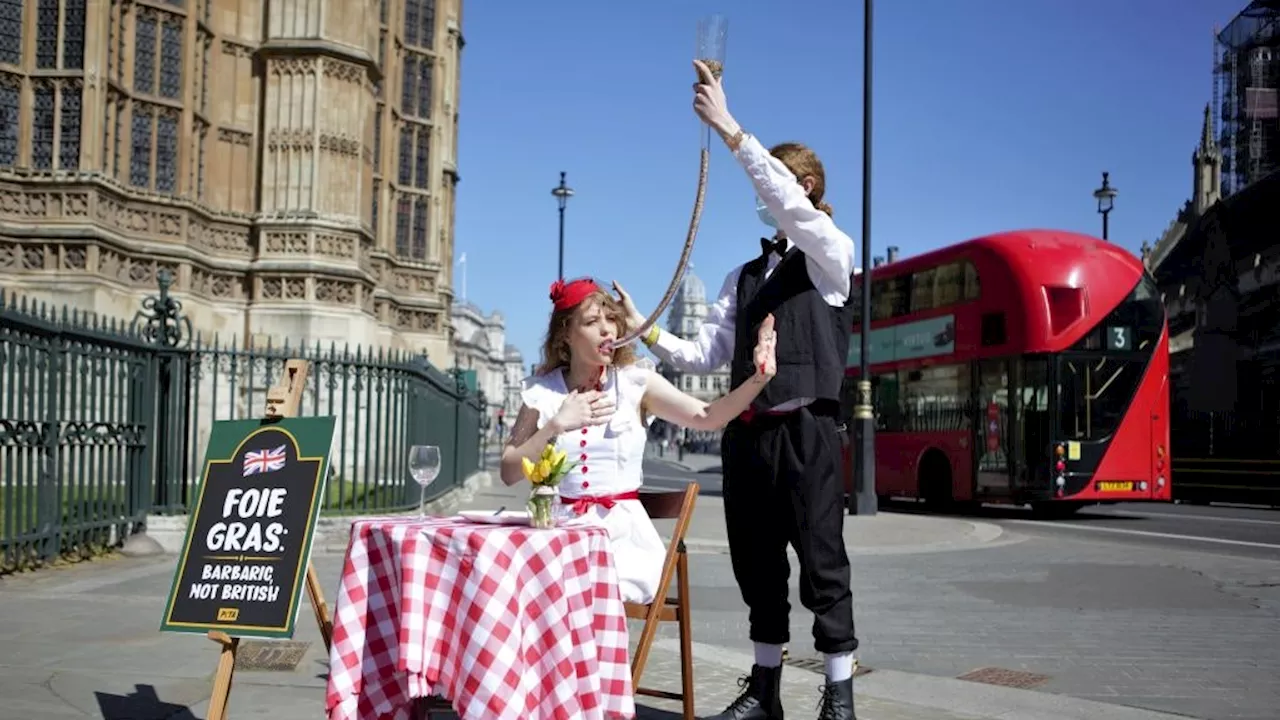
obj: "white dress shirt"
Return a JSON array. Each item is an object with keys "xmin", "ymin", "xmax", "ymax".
[{"xmin": 649, "ymin": 133, "xmax": 857, "ymax": 412}]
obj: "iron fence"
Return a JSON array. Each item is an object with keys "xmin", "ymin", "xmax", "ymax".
[{"xmin": 1, "ymin": 273, "xmax": 484, "ymax": 572}]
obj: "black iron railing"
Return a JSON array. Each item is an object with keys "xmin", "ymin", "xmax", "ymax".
[{"xmin": 0, "ymin": 274, "xmax": 483, "ymax": 571}]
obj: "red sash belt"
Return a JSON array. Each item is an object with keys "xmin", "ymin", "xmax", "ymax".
[
  {"xmin": 561, "ymin": 490, "xmax": 640, "ymax": 516},
  {"xmin": 739, "ymin": 406, "xmax": 795, "ymax": 424}
]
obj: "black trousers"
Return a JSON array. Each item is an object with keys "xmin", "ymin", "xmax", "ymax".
[{"xmin": 721, "ymin": 404, "xmax": 858, "ymax": 654}]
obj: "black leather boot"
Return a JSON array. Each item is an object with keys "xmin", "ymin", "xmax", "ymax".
[
  {"xmin": 815, "ymin": 677, "xmax": 855, "ymax": 720},
  {"xmin": 702, "ymin": 664, "xmax": 785, "ymax": 720}
]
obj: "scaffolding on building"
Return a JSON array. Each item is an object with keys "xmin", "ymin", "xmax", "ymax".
[{"xmin": 1216, "ymin": 0, "xmax": 1280, "ymax": 196}]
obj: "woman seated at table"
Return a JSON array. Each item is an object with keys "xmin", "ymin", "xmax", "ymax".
[{"xmin": 501, "ymin": 276, "xmax": 777, "ymax": 605}]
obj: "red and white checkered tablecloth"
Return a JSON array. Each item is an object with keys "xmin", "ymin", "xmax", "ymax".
[{"xmin": 325, "ymin": 516, "xmax": 635, "ymax": 720}]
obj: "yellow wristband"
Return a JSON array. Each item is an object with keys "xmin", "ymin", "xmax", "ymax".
[{"xmin": 642, "ymin": 325, "xmax": 660, "ymax": 347}]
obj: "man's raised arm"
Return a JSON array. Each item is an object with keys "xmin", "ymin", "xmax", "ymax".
[
  {"xmin": 737, "ymin": 134, "xmax": 856, "ymax": 300},
  {"xmin": 615, "ymin": 269, "xmax": 738, "ymax": 375}
]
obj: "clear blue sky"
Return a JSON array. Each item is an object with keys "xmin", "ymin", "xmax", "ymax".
[{"xmin": 453, "ymin": 0, "xmax": 1243, "ymax": 369}]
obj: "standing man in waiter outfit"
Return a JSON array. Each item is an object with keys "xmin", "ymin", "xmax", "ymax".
[{"xmin": 615, "ymin": 60, "xmax": 859, "ymax": 720}]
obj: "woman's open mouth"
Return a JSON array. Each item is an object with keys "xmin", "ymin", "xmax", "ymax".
[{"xmin": 597, "ymin": 340, "xmax": 613, "ymax": 356}]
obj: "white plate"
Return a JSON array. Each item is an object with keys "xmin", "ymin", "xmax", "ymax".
[{"xmin": 457, "ymin": 510, "xmax": 535, "ymax": 525}]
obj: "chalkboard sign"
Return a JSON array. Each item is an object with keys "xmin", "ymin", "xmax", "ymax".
[
  {"xmin": 161, "ymin": 417, "xmax": 335, "ymax": 639},
  {"xmin": 1106, "ymin": 325, "xmax": 1133, "ymax": 351}
]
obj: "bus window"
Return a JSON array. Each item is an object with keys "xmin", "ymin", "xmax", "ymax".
[
  {"xmin": 933, "ymin": 262, "xmax": 963, "ymax": 307},
  {"xmin": 873, "ymin": 276, "xmax": 908, "ymax": 321},
  {"xmin": 1072, "ymin": 272, "xmax": 1163, "ymax": 353},
  {"xmin": 976, "ymin": 360, "xmax": 1009, "ymax": 488},
  {"xmin": 963, "ymin": 261, "xmax": 981, "ymax": 301},
  {"xmin": 910, "ymin": 268, "xmax": 937, "ymax": 313},
  {"xmin": 1058, "ymin": 357, "xmax": 1147, "ymax": 441},
  {"xmin": 874, "ymin": 373, "xmax": 902, "ymax": 431},
  {"xmin": 899, "ymin": 365, "xmax": 970, "ymax": 432},
  {"xmin": 1018, "ymin": 358, "xmax": 1052, "ymax": 486},
  {"xmin": 1056, "ymin": 273, "xmax": 1164, "ymax": 441},
  {"xmin": 856, "ymin": 258, "xmax": 981, "ymax": 323}
]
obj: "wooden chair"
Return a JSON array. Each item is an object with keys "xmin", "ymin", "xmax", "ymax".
[{"xmin": 627, "ymin": 483, "xmax": 700, "ymax": 720}]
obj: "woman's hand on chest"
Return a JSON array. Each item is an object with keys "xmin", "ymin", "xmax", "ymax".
[{"xmin": 550, "ymin": 389, "xmax": 615, "ymax": 433}]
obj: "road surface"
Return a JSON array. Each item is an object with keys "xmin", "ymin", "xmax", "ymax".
[{"xmin": 642, "ymin": 455, "xmax": 1280, "ymax": 561}]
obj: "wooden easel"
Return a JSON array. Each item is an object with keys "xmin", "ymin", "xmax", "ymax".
[{"xmin": 205, "ymin": 358, "xmax": 335, "ymax": 720}]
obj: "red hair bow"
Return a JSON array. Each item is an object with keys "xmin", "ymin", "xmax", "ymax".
[{"xmin": 549, "ymin": 277, "xmax": 599, "ymax": 311}]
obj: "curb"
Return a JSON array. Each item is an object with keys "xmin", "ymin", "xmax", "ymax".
[
  {"xmin": 647, "ymin": 456, "xmax": 695, "ymax": 473},
  {"xmin": 655, "ymin": 639, "xmax": 1193, "ymax": 720},
  {"xmin": 648, "ymin": 457, "xmax": 720, "ymax": 474},
  {"xmin": 681, "ymin": 519, "xmax": 1018, "ymax": 556}
]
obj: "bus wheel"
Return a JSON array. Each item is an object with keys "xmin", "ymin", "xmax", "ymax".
[
  {"xmin": 919, "ymin": 449, "xmax": 954, "ymax": 508},
  {"xmin": 1031, "ymin": 502, "xmax": 1083, "ymax": 519}
]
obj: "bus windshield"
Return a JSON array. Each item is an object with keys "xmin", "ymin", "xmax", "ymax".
[{"xmin": 1057, "ymin": 273, "xmax": 1164, "ymax": 442}]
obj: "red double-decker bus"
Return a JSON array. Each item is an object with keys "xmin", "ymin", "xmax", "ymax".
[{"xmin": 841, "ymin": 229, "xmax": 1171, "ymax": 515}]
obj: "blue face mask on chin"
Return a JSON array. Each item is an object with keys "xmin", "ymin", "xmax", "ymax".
[{"xmin": 755, "ymin": 196, "xmax": 779, "ymax": 229}]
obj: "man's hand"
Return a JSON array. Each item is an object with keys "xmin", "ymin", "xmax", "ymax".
[
  {"xmin": 692, "ymin": 60, "xmax": 740, "ymax": 139},
  {"xmin": 612, "ymin": 281, "xmax": 647, "ymax": 334},
  {"xmin": 752, "ymin": 314, "xmax": 777, "ymax": 383}
]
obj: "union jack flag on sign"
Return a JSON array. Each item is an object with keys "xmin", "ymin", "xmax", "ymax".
[{"xmin": 243, "ymin": 445, "xmax": 287, "ymax": 476}]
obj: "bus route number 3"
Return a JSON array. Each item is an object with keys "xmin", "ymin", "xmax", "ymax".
[{"xmin": 1106, "ymin": 326, "xmax": 1132, "ymax": 351}]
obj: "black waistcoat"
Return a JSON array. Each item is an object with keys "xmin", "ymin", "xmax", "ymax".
[{"xmin": 731, "ymin": 247, "xmax": 856, "ymax": 408}]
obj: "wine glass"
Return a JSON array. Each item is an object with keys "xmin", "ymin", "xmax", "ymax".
[
  {"xmin": 696, "ymin": 14, "xmax": 729, "ymax": 149},
  {"xmin": 408, "ymin": 445, "xmax": 442, "ymax": 517}
]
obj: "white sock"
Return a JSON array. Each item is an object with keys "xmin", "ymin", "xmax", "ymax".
[
  {"xmin": 824, "ymin": 652, "xmax": 855, "ymax": 682},
  {"xmin": 754, "ymin": 642, "xmax": 784, "ymax": 668}
]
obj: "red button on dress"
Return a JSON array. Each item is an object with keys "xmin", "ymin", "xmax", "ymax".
[
  {"xmin": 579, "ymin": 440, "xmax": 587, "ymax": 447},
  {"xmin": 581, "ymin": 466, "xmax": 589, "ymax": 473},
  {"xmin": 582, "ymin": 481, "xmax": 590, "ymax": 489},
  {"xmin": 581, "ymin": 428, "xmax": 588, "ymax": 435},
  {"xmin": 580, "ymin": 453, "xmax": 588, "ymax": 461}
]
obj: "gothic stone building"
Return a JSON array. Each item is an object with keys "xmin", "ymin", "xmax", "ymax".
[
  {"xmin": 1146, "ymin": 103, "xmax": 1280, "ymax": 503},
  {"xmin": 0, "ymin": 0, "xmax": 463, "ymax": 362},
  {"xmin": 449, "ymin": 299, "xmax": 507, "ymax": 436}
]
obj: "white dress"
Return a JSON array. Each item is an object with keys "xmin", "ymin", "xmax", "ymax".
[{"xmin": 520, "ymin": 362, "xmax": 666, "ymax": 605}]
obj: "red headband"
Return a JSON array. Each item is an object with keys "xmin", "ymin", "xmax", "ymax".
[{"xmin": 549, "ymin": 278, "xmax": 600, "ymax": 311}]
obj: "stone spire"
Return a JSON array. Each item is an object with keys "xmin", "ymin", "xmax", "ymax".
[
  {"xmin": 1192, "ymin": 102, "xmax": 1223, "ymax": 215},
  {"xmin": 1200, "ymin": 102, "xmax": 1215, "ymax": 151}
]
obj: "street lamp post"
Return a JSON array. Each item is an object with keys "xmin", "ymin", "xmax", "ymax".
[
  {"xmin": 1093, "ymin": 171, "xmax": 1117, "ymax": 241},
  {"xmin": 850, "ymin": 0, "xmax": 877, "ymax": 516},
  {"xmin": 551, "ymin": 172, "xmax": 575, "ymax": 280}
]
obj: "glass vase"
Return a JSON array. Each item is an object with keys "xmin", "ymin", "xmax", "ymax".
[{"xmin": 528, "ymin": 485, "xmax": 558, "ymax": 529}]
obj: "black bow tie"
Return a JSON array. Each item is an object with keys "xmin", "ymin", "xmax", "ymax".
[{"xmin": 761, "ymin": 237, "xmax": 788, "ymax": 257}]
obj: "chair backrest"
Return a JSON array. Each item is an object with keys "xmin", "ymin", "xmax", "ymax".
[
  {"xmin": 636, "ymin": 484, "xmax": 698, "ymax": 607},
  {"xmin": 637, "ymin": 486, "xmax": 694, "ymax": 519}
]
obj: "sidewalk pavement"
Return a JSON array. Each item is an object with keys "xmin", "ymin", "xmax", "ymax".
[
  {"xmin": 453, "ymin": 471, "xmax": 1014, "ymax": 559},
  {"xmin": 649, "ymin": 450, "xmax": 722, "ymax": 474},
  {"xmin": 0, "ymin": 471, "xmax": 1189, "ymax": 720}
]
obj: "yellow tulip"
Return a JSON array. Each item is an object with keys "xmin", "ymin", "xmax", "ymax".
[
  {"xmin": 540, "ymin": 444, "xmax": 557, "ymax": 462},
  {"xmin": 537, "ymin": 459, "xmax": 552, "ymax": 479},
  {"xmin": 521, "ymin": 457, "xmax": 538, "ymax": 481}
]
